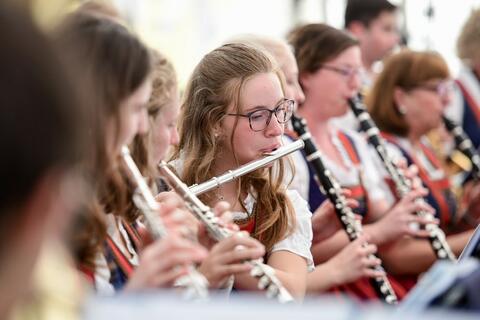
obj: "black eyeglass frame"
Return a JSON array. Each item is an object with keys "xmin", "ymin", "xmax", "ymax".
[{"xmin": 225, "ymin": 98, "xmax": 295, "ymax": 132}]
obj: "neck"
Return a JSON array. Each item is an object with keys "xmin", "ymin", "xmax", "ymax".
[
  {"xmin": 362, "ymin": 58, "xmax": 374, "ymax": 74},
  {"xmin": 407, "ymin": 129, "xmax": 423, "ymax": 146},
  {"xmin": 298, "ymin": 100, "xmax": 331, "ymax": 140},
  {"xmin": 211, "ymin": 155, "xmax": 245, "ymax": 209},
  {"xmin": 360, "ymin": 45, "xmax": 376, "ymax": 73}
]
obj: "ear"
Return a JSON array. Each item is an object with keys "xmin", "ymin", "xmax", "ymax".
[
  {"xmin": 213, "ymin": 122, "xmax": 223, "ymax": 139},
  {"xmin": 393, "ymin": 87, "xmax": 407, "ymax": 107},
  {"xmin": 347, "ymin": 21, "xmax": 366, "ymax": 38}
]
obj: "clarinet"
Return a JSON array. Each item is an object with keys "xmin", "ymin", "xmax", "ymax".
[
  {"xmin": 348, "ymin": 96, "xmax": 456, "ymax": 261},
  {"xmin": 121, "ymin": 146, "xmax": 209, "ymax": 300},
  {"xmin": 158, "ymin": 162, "xmax": 294, "ymax": 303},
  {"xmin": 442, "ymin": 115, "xmax": 480, "ymax": 180},
  {"xmin": 291, "ymin": 114, "xmax": 398, "ymax": 305}
]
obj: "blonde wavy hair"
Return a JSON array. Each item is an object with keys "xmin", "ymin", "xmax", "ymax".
[
  {"xmin": 131, "ymin": 49, "xmax": 177, "ymax": 177},
  {"xmin": 171, "ymin": 43, "xmax": 295, "ymax": 252}
]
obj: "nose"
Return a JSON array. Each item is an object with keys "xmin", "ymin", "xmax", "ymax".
[
  {"xmin": 265, "ymin": 113, "xmax": 284, "ymax": 137},
  {"xmin": 348, "ymin": 72, "xmax": 362, "ymax": 93}
]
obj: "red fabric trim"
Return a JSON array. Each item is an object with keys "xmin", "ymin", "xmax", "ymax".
[
  {"xmin": 347, "ymin": 185, "xmax": 365, "ymax": 198},
  {"xmin": 239, "ymin": 218, "xmax": 256, "ymax": 234},
  {"xmin": 381, "ymin": 133, "xmax": 452, "ymax": 225},
  {"xmin": 416, "ymin": 144, "xmax": 452, "ymax": 226},
  {"xmin": 78, "ymin": 264, "xmax": 95, "ymax": 284},
  {"xmin": 337, "ymin": 132, "xmax": 360, "ymax": 164},
  {"xmin": 122, "ymin": 221, "xmax": 142, "ymax": 250},
  {"xmin": 335, "ymin": 132, "xmax": 370, "ymax": 218},
  {"xmin": 105, "ymin": 236, "xmax": 134, "ymax": 277},
  {"xmin": 331, "ymin": 275, "xmax": 407, "ymax": 302}
]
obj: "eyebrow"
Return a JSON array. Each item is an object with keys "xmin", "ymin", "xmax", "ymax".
[{"xmin": 244, "ymin": 98, "xmax": 285, "ymax": 113}]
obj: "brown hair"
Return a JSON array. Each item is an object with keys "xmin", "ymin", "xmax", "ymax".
[
  {"xmin": 171, "ymin": 43, "xmax": 295, "ymax": 252},
  {"xmin": 367, "ymin": 49, "xmax": 450, "ymax": 136},
  {"xmin": 457, "ymin": 8, "xmax": 480, "ymax": 65},
  {"xmin": 0, "ymin": 4, "xmax": 87, "ymax": 258},
  {"xmin": 55, "ymin": 12, "xmax": 151, "ymax": 267},
  {"xmin": 344, "ymin": 0, "xmax": 397, "ymax": 29},
  {"xmin": 288, "ymin": 23, "xmax": 359, "ymax": 75}
]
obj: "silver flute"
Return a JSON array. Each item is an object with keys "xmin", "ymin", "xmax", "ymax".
[
  {"xmin": 158, "ymin": 144, "xmax": 301, "ymax": 303},
  {"xmin": 120, "ymin": 146, "xmax": 209, "ymax": 300},
  {"xmin": 189, "ymin": 139, "xmax": 304, "ymax": 196},
  {"xmin": 348, "ymin": 96, "xmax": 456, "ymax": 261}
]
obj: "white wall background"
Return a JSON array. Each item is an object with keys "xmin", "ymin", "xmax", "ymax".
[{"xmin": 110, "ymin": 0, "xmax": 480, "ymax": 87}]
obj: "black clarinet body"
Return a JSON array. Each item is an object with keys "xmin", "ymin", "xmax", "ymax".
[
  {"xmin": 348, "ymin": 95, "xmax": 456, "ymax": 261},
  {"xmin": 291, "ymin": 113, "xmax": 398, "ymax": 305},
  {"xmin": 442, "ymin": 115, "xmax": 480, "ymax": 181}
]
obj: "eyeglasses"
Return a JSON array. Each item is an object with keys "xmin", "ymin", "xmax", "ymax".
[
  {"xmin": 225, "ymin": 98, "xmax": 295, "ymax": 132},
  {"xmin": 320, "ymin": 64, "xmax": 362, "ymax": 79},
  {"xmin": 414, "ymin": 80, "xmax": 455, "ymax": 97}
]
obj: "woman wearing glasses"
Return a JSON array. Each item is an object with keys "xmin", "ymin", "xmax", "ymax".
[
  {"xmin": 287, "ymin": 23, "xmax": 442, "ymax": 300},
  {"xmin": 170, "ymin": 43, "xmax": 313, "ymax": 300},
  {"xmin": 367, "ymin": 49, "xmax": 476, "ymax": 239},
  {"xmin": 230, "ymin": 34, "xmax": 390, "ymax": 293}
]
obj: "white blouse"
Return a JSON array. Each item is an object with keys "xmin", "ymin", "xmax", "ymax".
[
  {"xmin": 382, "ymin": 136, "xmax": 446, "ymax": 180},
  {"xmin": 288, "ymin": 125, "xmax": 389, "ymax": 206},
  {"xmin": 243, "ymin": 189, "xmax": 314, "ymax": 272},
  {"xmin": 282, "ymin": 135, "xmax": 310, "ymax": 202},
  {"xmin": 171, "ymin": 155, "xmax": 314, "ymax": 272}
]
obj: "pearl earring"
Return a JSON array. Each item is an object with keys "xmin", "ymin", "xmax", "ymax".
[{"xmin": 398, "ymin": 105, "xmax": 407, "ymax": 115}]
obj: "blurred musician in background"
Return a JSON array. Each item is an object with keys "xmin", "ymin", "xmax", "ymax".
[
  {"xmin": 0, "ymin": 3, "xmax": 88, "ymax": 319},
  {"xmin": 446, "ymin": 8, "xmax": 480, "ymax": 150},
  {"xmin": 55, "ymin": 11, "xmax": 209, "ymax": 294},
  {"xmin": 335, "ymin": 0, "xmax": 401, "ymax": 130},
  {"xmin": 288, "ymin": 23, "xmax": 441, "ymax": 299},
  {"xmin": 366, "ymin": 49, "xmax": 474, "ymax": 264}
]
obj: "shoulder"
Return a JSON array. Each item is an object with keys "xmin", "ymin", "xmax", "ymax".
[
  {"xmin": 272, "ymin": 189, "xmax": 314, "ymax": 271},
  {"xmin": 286, "ymin": 189, "xmax": 311, "ymax": 219}
]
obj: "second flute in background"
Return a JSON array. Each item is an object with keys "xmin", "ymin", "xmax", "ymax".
[{"xmin": 121, "ymin": 146, "xmax": 209, "ymax": 300}]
